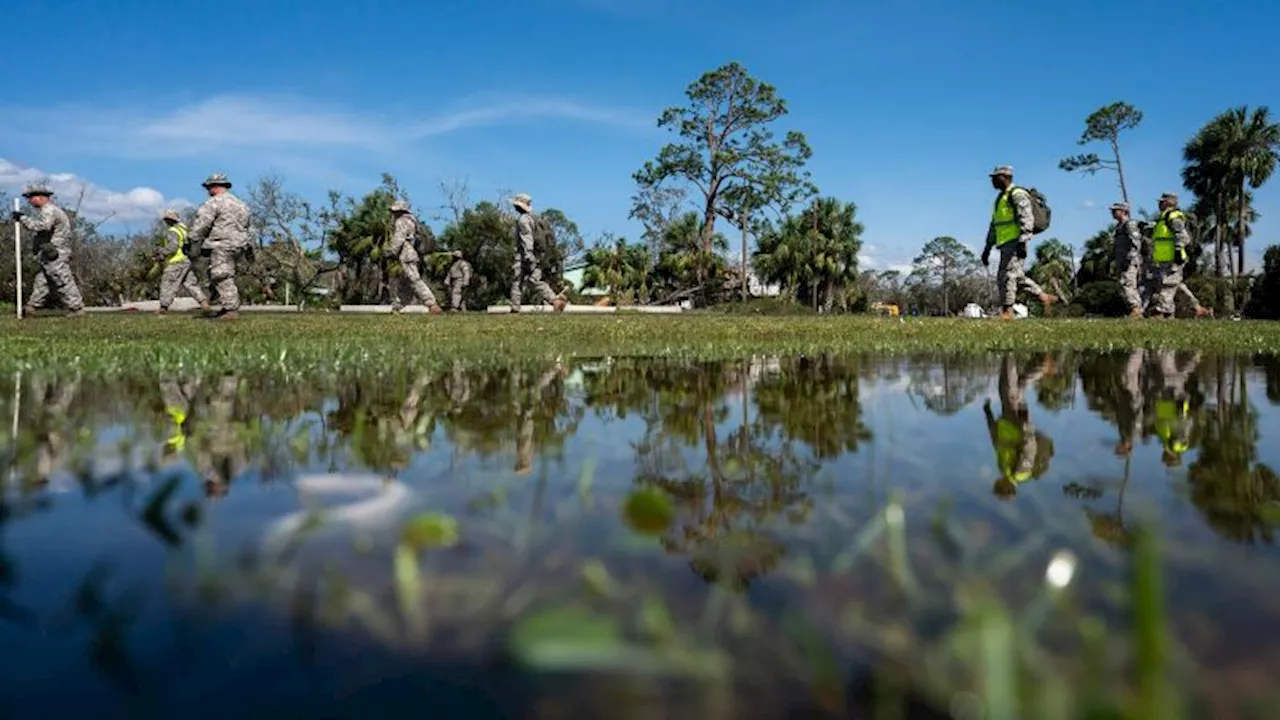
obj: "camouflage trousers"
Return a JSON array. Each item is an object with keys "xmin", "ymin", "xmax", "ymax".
[
  {"xmin": 449, "ymin": 281, "xmax": 467, "ymax": 310},
  {"xmin": 159, "ymin": 260, "xmax": 207, "ymax": 309},
  {"xmin": 28, "ymin": 247, "xmax": 84, "ymax": 311},
  {"xmin": 1117, "ymin": 256, "xmax": 1143, "ymax": 312},
  {"xmin": 511, "ymin": 249, "xmax": 557, "ymax": 307},
  {"xmin": 996, "ymin": 242, "xmax": 1044, "ymax": 307},
  {"xmin": 209, "ymin": 244, "xmax": 242, "ymax": 311},
  {"xmin": 394, "ymin": 249, "xmax": 438, "ymax": 308},
  {"xmin": 1149, "ymin": 262, "xmax": 1200, "ymax": 316}
]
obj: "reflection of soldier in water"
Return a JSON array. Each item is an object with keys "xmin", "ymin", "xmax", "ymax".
[
  {"xmin": 194, "ymin": 374, "xmax": 250, "ymax": 498},
  {"xmin": 30, "ymin": 374, "xmax": 80, "ymax": 485},
  {"xmin": 158, "ymin": 378, "xmax": 200, "ymax": 459},
  {"xmin": 1113, "ymin": 349, "xmax": 1147, "ymax": 457},
  {"xmin": 1148, "ymin": 350, "xmax": 1201, "ymax": 468},
  {"xmin": 984, "ymin": 354, "xmax": 1055, "ymax": 500},
  {"xmin": 512, "ymin": 361, "xmax": 565, "ymax": 475}
]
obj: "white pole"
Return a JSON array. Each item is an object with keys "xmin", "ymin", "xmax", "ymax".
[{"xmin": 12, "ymin": 198, "xmax": 22, "ymax": 319}]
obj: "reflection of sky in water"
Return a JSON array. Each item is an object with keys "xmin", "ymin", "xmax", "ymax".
[{"xmin": 3, "ymin": 353, "xmax": 1280, "ymax": 714}]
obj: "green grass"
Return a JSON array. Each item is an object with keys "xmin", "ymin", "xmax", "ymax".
[{"xmin": 2, "ymin": 312, "xmax": 1279, "ymax": 376}]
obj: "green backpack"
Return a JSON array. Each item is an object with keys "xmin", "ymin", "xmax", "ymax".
[{"xmin": 1020, "ymin": 187, "xmax": 1051, "ymax": 234}]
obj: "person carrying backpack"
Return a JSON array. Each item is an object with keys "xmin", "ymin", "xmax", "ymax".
[
  {"xmin": 1146, "ymin": 192, "xmax": 1211, "ymax": 319},
  {"xmin": 980, "ymin": 165, "xmax": 1058, "ymax": 319}
]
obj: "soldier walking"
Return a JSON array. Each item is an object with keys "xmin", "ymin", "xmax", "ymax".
[
  {"xmin": 12, "ymin": 183, "xmax": 85, "ymax": 317},
  {"xmin": 980, "ymin": 166, "xmax": 1056, "ymax": 319},
  {"xmin": 510, "ymin": 193, "xmax": 566, "ymax": 312},
  {"xmin": 447, "ymin": 250, "xmax": 472, "ymax": 311},
  {"xmin": 387, "ymin": 200, "xmax": 442, "ymax": 314},
  {"xmin": 1110, "ymin": 203, "xmax": 1145, "ymax": 318},
  {"xmin": 1147, "ymin": 192, "xmax": 1211, "ymax": 319},
  {"xmin": 188, "ymin": 172, "xmax": 251, "ymax": 319},
  {"xmin": 157, "ymin": 209, "xmax": 212, "ymax": 314}
]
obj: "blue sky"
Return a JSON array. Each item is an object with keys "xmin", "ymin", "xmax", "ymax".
[{"xmin": 1, "ymin": 0, "xmax": 1277, "ymax": 272}]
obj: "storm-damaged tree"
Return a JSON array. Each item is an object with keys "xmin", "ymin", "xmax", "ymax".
[
  {"xmin": 245, "ymin": 174, "xmax": 338, "ymax": 307},
  {"xmin": 1059, "ymin": 101, "xmax": 1144, "ymax": 205},
  {"xmin": 631, "ymin": 62, "xmax": 815, "ymax": 297}
]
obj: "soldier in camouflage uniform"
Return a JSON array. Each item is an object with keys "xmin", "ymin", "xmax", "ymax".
[
  {"xmin": 1147, "ymin": 349, "xmax": 1201, "ymax": 467},
  {"xmin": 157, "ymin": 209, "xmax": 212, "ymax": 314},
  {"xmin": 388, "ymin": 200, "xmax": 442, "ymax": 315},
  {"xmin": 447, "ymin": 250, "xmax": 473, "ymax": 311},
  {"xmin": 984, "ymin": 353, "xmax": 1055, "ymax": 500},
  {"xmin": 1110, "ymin": 203, "xmax": 1145, "ymax": 318},
  {"xmin": 1113, "ymin": 349, "xmax": 1146, "ymax": 456},
  {"xmin": 188, "ymin": 172, "xmax": 251, "ymax": 319},
  {"xmin": 12, "ymin": 183, "xmax": 85, "ymax": 317},
  {"xmin": 980, "ymin": 167, "xmax": 1056, "ymax": 320},
  {"xmin": 1147, "ymin": 192, "xmax": 1211, "ymax": 319},
  {"xmin": 510, "ymin": 193, "xmax": 566, "ymax": 312}
]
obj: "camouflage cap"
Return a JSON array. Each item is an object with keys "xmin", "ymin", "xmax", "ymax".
[
  {"xmin": 162, "ymin": 209, "xmax": 181, "ymax": 222},
  {"xmin": 1109, "ymin": 202, "xmax": 1130, "ymax": 212},
  {"xmin": 201, "ymin": 172, "xmax": 232, "ymax": 188},
  {"xmin": 512, "ymin": 193, "xmax": 533, "ymax": 209},
  {"xmin": 1160, "ymin": 191, "xmax": 1179, "ymax": 202},
  {"xmin": 389, "ymin": 200, "xmax": 410, "ymax": 213},
  {"xmin": 21, "ymin": 182, "xmax": 53, "ymax": 197},
  {"xmin": 989, "ymin": 165, "xmax": 1014, "ymax": 177}
]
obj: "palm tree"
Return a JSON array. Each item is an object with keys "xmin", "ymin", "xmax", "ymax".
[
  {"xmin": 1183, "ymin": 106, "xmax": 1280, "ymax": 311},
  {"xmin": 1029, "ymin": 238, "xmax": 1076, "ymax": 296},
  {"xmin": 754, "ymin": 197, "xmax": 864, "ymax": 311}
]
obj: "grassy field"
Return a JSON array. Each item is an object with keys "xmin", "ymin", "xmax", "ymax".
[{"xmin": 2, "ymin": 312, "xmax": 1280, "ymax": 375}]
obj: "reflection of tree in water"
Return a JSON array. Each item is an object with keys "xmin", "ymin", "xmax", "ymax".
[
  {"xmin": 753, "ymin": 354, "xmax": 872, "ymax": 458},
  {"xmin": 1188, "ymin": 356, "xmax": 1280, "ymax": 545},
  {"xmin": 1033, "ymin": 352, "xmax": 1077, "ymax": 412},
  {"xmin": 904, "ymin": 353, "xmax": 992, "ymax": 417},
  {"xmin": 1258, "ymin": 352, "xmax": 1280, "ymax": 405},
  {"xmin": 586, "ymin": 357, "xmax": 861, "ymax": 589}
]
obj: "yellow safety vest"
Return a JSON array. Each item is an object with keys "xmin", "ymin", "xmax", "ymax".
[
  {"xmin": 165, "ymin": 405, "xmax": 187, "ymax": 453},
  {"xmin": 991, "ymin": 187, "xmax": 1024, "ymax": 247},
  {"xmin": 162, "ymin": 223, "xmax": 189, "ymax": 264},
  {"xmin": 1153, "ymin": 398, "xmax": 1190, "ymax": 454},
  {"xmin": 1151, "ymin": 210, "xmax": 1187, "ymax": 264},
  {"xmin": 995, "ymin": 417, "xmax": 1033, "ymax": 482}
]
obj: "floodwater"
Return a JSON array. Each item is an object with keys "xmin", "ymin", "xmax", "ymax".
[{"xmin": 2, "ymin": 351, "xmax": 1280, "ymax": 719}]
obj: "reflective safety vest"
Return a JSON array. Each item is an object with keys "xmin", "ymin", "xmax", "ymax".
[
  {"xmin": 162, "ymin": 223, "xmax": 190, "ymax": 264},
  {"xmin": 991, "ymin": 187, "xmax": 1024, "ymax": 247},
  {"xmin": 1153, "ymin": 398, "xmax": 1190, "ymax": 454},
  {"xmin": 994, "ymin": 416, "xmax": 1033, "ymax": 482},
  {"xmin": 165, "ymin": 405, "xmax": 187, "ymax": 453},
  {"xmin": 1151, "ymin": 210, "xmax": 1187, "ymax": 264}
]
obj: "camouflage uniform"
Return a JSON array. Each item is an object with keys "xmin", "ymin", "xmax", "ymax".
[
  {"xmin": 15, "ymin": 184, "xmax": 84, "ymax": 314},
  {"xmin": 447, "ymin": 251, "xmax": 473, "ymax": 310},
  {"xmin": 195, "ymin": 374, "xmax": 250, "ymax": 497},
  {"xmin": 188, "ymin": 173, "xmax": 251, "ymax": 314},
  {"xmin": 1148, "ymin": 193, "xmax": 1203, "ymax": 317},
  {"xmin": 1115, "ymin": 349, "xmax": 1146, "ymax": 454},
  {"xmin": 982, "ymin": 167, "xmax": 1049, "ymax": 311},
  {"xmin": 1110, "ymin": 203, "xmax": 1144, "ymax": 315},
  {"xmin": 157, "ymin": 210, "xmax": 209, "ymax": 311},
  {"xmin": 30, "ymin": 374, "xmax": 80, "ymax": 483},
  {"xmin": 388, "ymin": 201, "xmax": 440, "ymax": 313},
  {"xmin": 159, "ymin": 377, "xmax": 200, "ymax": 457},
  {"xmin": 510, "ymin": 193, "xmax": 565, "ymax": 311}
]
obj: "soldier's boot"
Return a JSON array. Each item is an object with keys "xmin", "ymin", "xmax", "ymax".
[
  {"xmin": 1128, "ymin": 307, "xmax": 1144, "ymax": 319},
  {"xmin": 21, "ymin": 305, "xmax": 35, "ymax": 318},
  {"xmin": 428, "ymin": 303, "xmax": 442, "ymax": 316},
  {"xmin": 65, "ymin": 309, "xmax": 86, "ymax": 318},
  {"xmin": 1039, "ymin": 293, "xmax": 1058, "ymax": 309},
  {"xmin": 552, "ymin": 292, "xmax": 568, "ymax": 313},
  {"xmin": 999, "ymin": 307, "xmax": 1014, "ymax": 321},
  {"xmin": 155, "ymin": 307, "xmax": 168, "ymax": 315},
  {"xmin": 200, "ymin": 300, "xmax": 213, "ymax": 313},
  {"xmin": 1194, "ymin": 305, "xmax": 1213, "ymax": 319},
  {"xmin": 219, "ymin": 311, "xmax": 239, "ymax": 321}
]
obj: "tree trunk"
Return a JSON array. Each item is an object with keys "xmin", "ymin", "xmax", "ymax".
[
  {"xmin": 1112, "ymin": 139, "xmax": 1130, "ymax": 206},
  {"xmin": 1215, "ymin": 200, "xmax": 1234, "ymax": 314},
  {"xmin": 1237, "ymin": 174, "xmax": 1247, "ymax": 308}
]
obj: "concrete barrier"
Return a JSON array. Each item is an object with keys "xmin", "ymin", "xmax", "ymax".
[{"xmin": 85, "ymin": 299, "xmax": 298, "ymax": 313}]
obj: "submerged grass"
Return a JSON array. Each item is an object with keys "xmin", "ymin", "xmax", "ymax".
[{"xmin": 3, "ymin": 313, "xmax": 1280, "ymax": 376}]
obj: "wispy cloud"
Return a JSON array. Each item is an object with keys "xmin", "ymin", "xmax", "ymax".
[
  {"xmin": 0, "ymin": 158, "xmax": 189, "ymax": 222},
  {"xmin": 858, "ymin": 243, "xmax": 914, "ymax": 275},
  {"xmin": 0, "ymin": 92, "xmax": 655, "ymax": 160},
  {"xmin": 1081, "ymin": 199, "xmax": 1097, "ymax": 209}
]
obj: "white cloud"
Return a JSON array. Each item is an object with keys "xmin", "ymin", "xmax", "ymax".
[
  {"xmin": 0, "ymin": 158, "xmax": 189, "ymax": 222},
  {"xmin": 0, "ymin": 92, "xmax": 655, "ymax": 160},
  {"xmin": 1082, "ymin": 199, "xmax": 1097, "ymax": 209}
]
